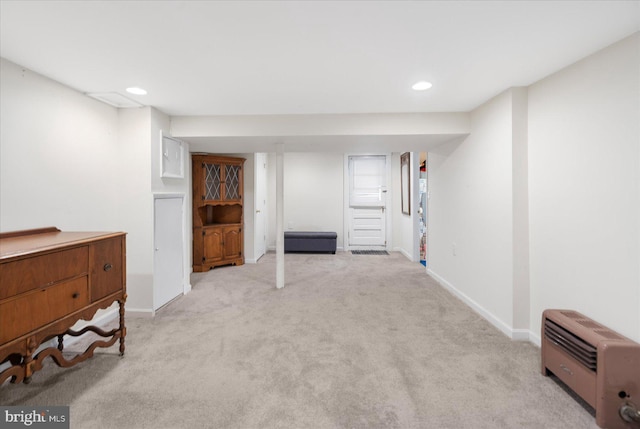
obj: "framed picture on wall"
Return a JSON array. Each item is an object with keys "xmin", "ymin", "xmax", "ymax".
[{"xmin": 401, "ymin": 152, "xmax": 410, "ymax": 215}]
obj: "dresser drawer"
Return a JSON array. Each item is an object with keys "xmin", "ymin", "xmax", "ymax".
[
  {"xmin": 91, "ymin": 237, "xmax": 124, "ymax": 302},
  {"xmin": 0, "ymin": 246, "xmax": 88, "ymax": 300},
  {"xmin": 0, "ymin": 276, "xmax": 89, "ymax": 345}
]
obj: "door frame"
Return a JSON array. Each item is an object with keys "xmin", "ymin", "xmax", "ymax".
[
  {"xmin": 153, "ymin": 192, "xmax": 191, "ymax": 312},
  {"xmin": 253, "ymin": 152, "xmax": 267, "ymax": 262},
  {"xmin": 343, "ymin": 153, "xmax": 392, "ymax": 252}
]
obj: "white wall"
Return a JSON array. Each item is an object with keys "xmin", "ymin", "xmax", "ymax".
[
  {"xmin": 0, "ymin": 58, "xmax": 119, "ymax": 232},
  {"xmin": 151, "ymin": 109, "xmax": 192, "ymax": 303},
  {"xmin": 528, "ymin": 33, "xmax": 640, "ymax": 342},
  {"xmin": 116, "ymin": 108, "xmax": 153, "ymax": 312},
  {"xmin": 428, "ymin": 34, "xmax": 639, "ymax": 344},
  {"xmin": 428, "ymin": 89, "xmax": 516, "ymax": 334},
  {"xmin": 266, "ymin": 152, "xmax": 344, "ymax": 250},
  {"xmin": 0, "ymin": 58, "xmax": 186, "ymax": 315},
  {"xmin": 511, "ymin": 88, "xmax": 530, "ymax": 332},
  {"xmin": 0, "ymin": 57, "xmax": 123, "ymax": 340},
  {"xmin": 0, "ymin": 58, "xmax": 157, "ymax": 321},
  {"xmin": 391, "ymin": 152, "xmax": 418, "ymax": 260}
]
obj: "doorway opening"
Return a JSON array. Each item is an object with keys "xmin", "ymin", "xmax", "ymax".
[{"xmin": 418, "ymin": 152, "xmax": 428, "ymax": 267}]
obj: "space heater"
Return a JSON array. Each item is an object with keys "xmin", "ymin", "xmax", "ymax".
[{"xmin": 542, "ymin": 309, "xmax": 640, "ymax": 428}]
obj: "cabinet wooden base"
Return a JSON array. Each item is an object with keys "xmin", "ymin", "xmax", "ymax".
[
  {"xmin": 0, "ymin": 296, "xmax": 126, "ymax": 386},
  {"xmin": 0, "ymin": 228, "xmax": 127, "ymax": 387},
  {"xmin": 193, "ymin": 258, "xmax": 244, "ymax": 272}
]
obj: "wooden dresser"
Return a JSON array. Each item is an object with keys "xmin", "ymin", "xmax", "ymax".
[{"xmin": 0, "ymin": 227, "xmax": 127, "ymax": 385}]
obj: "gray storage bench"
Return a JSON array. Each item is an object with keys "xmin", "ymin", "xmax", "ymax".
[{"xmin": 284, "ymin": 231, "xmax": 337, "ymax": 254}]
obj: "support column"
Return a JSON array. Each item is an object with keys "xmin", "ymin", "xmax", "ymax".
[{"xmin": 276, "ymin": 144, "xmax": 285, "ymax": 289}]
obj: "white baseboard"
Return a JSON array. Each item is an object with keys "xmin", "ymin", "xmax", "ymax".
[
  {"xmin": 427, "ymin": 269, "xmax": 531, "ymax": 342},
  {"xmin": 393, "ymin": 247, "xmax": 413, "ymax": 261},
  {"xmin": 529, "ymin": 331, "xmax": 542, "ymax": 347},
  {"xmin": 512, "ymin": 329, "xmax": 532, "ymax": 342},
  {"xmin": 126, "ymin": 308, "xmax": 155, "ymax": 318},
  {"xmin": 245, "ymin": 258, "xmax": 258, "ymax": 264}
]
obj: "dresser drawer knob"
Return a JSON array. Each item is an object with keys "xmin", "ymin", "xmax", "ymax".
[
  {"xmin": 103, "ymin": 263, "xmax": 112, "ymax": 272},
  {"xmin": 72, "ymin": 293, "xmax": 79, "ymax": 299}
]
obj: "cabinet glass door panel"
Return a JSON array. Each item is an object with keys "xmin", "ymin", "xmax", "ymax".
[
  {"xmin": 225, "ymin": 165, "xmax": 241, "ymax": 200},
  {"xmin": 204, "ymin": 164, "xmax": 221, "ymax": 200}
]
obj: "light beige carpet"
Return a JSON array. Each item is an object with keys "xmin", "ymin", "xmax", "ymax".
[{"xmin": 1, "ymin": 252, "xmax": 598, "ymax": 428}]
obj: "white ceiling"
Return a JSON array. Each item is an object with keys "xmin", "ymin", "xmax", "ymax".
[{"xmin": 1, "ymin": 1, "xmax": 638, "ymax": 117}]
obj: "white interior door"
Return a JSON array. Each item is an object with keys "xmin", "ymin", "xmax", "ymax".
[
  {"xmin": 254, "ymin": 153, "xmax": 267, "ymax": 260},
  {"xmin": 154, "ymin": 197, "xmax": 184, "ymax": 310},
  {"xmin": 348, "ymin": 155, "xmax": 387, "ymax": 248}
]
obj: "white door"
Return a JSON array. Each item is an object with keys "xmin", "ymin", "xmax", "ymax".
[
  {"xmin": 154, "ymin": 197, "xmax": 184, "ymax": 310},
  {"xmin": 348, "ymin": 155, "xmax": 387, "ymax": 248},
  {"xmin": 254, "ymin": 153, "xmax": 267, "ymax": 260}
]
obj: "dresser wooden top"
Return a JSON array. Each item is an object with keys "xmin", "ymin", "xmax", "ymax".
[{"xmin": 0, "ymin": 228, "xmax": 125, "ymax": 261}]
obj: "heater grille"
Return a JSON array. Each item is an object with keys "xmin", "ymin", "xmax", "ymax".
[{"xmin": 544, "ymin": 319, "xmax": 597, "ymax": 371}]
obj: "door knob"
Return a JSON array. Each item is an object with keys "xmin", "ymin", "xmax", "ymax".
[{"xmin": 256, "ymin": 210, "xmax": 261, "ymax": 213}]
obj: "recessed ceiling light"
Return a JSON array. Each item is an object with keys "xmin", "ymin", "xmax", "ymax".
[
  {"xmin": 412, "ymin": 81, "xmax": 432, "ymax": 91},
  {"xmin": 126, "ymin": 87, "xmax": 147, "ymax": 95}
]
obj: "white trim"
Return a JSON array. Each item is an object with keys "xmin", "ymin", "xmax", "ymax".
[
  {"xmin": 394, "ymin": 246, "xmax": 412, "ymax": 261},
  {"xmin": 126, "ymin": 308, "xmax": 155, "ymax": 318},
  {"xmin": 411, "ymin": 152, "xmax": 420, "ymax": 262},
  {"xmin": 511, "ymin": 329, "xmax": 531, "ymax": 342},
  {"xmin": 152, "ymin": 192, "xmax": 185, "ymax": 199},
  {"xmin": 343, "ymin": 155, "xmax": 350, "ymax": 251},
  {"xmin": 343, "ymin": 153, "xmax": 392, "ymax": 252},
  {"xmin": 529, "ymin": 331, "xmax": 542, "ymax": 347},
  {"xmin": 253, "ymin": 153, "xmax": 268, "ymax": 263},
  {"xmin": 427, "ymin": 268, "xmax": 521, "ymax": 340}
]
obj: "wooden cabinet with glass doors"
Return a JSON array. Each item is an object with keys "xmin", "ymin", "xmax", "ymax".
[{"xmin": 192, "ymin": 154, "xmax": 245, "ymax": 271}]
